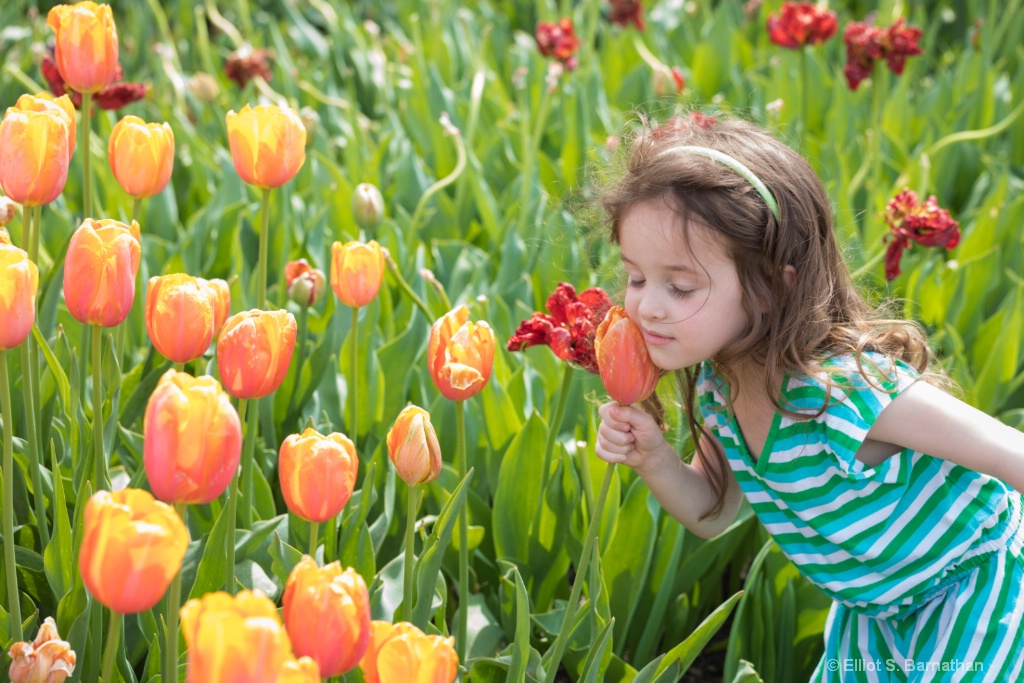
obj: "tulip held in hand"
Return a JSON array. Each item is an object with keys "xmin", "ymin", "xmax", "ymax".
[
  {"xmin": 595, "ymin": 305, "xmax": 660, "ymax": 405},
  {"xmin": 145, "ymin": 273, "xmax": 216, "ymax": 364},
  {"xmin": 278, "ymin": 428, "xmax": 358, "ymax": 523},
  {"xmin": 63, "ymin": 218, "xmax": 141, "ymax": 327}
]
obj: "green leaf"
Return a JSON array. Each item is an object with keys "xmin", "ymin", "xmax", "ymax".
[
  {"xmin": 656, "ymin": 590, "xmax": 744, "ymax": 676},
  {"xmin": 43, "ymin": 444, "xmax": 73, "ymax": 599},
  {"xmin": 185, "ymin": 495, "xmax": 231, "ymax": 599},
  {"xmin": 578, "ymin": 617, "xmax": 615, "ymax": 683},
  {"xmin": 268, "ymin": 532, "xmax": 304, "ymax": 586},
  {"xmin": 506, "ymin": 563, "xmax": 531, "ymax": 683}
]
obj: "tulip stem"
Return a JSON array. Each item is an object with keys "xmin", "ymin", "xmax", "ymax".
[
  {"xmin": 20, "ymin": 205, "xmax": 48, "ymax": 548},
  {"xmin": 529, "ymin": 363, "xmax": 574, "ymax": 545},
  {"xmin": 166, "ymin": 503, "xmax": 186, "ymax": 683},
  {"xmin": 175, "ymin": 362, "xmax": 185, "ymax": 373},
  {"xmin": 100, "ymin": 610, "xmax": 122, "ymax": 683},
  {"xmin": 83, "ymin": 92, "xmax": 92, "ymax": 218},
  {"xmin": 1, "ymin": 350, "xmax": 23, "ymax": 642},
  {"xmin": 384, "ymin": 253, "xmax": 433, "ymax": 321},
  {"xmin": 455, "ymin": 400, "xmax": 468, "ymax": 662},
  {"xmin": 225, "ymin": 397, "xmax": 247, "ymax": 594},
  {"xmin": 349, "ymin": 306, "xmax": 358, "ymax": 450},
  {"xmin": 542, "ymin": 462, "xmax": 616, "ymax": 683},
  {"xmin": 92, "ymin": 324, "xmax": 106, "ymax": 491},
  {"xmin": 241, "ymin": 396, "xmax": 258, "ymax": 529},
  {"xmin": 404, "ymin": 484, "xmax": 418, "ymax": 622},
  {"xmin": 115, "ymin": 200, "xmax": 143, "ymax": 365},
  {"xmin": 286, "ymin": 303, "xmax": 309, "ymax": 424},
  {"xmin": 257, "ymin": 188, "xmax": 270, "ymax": 309},
  {"xmin": 801, "ymin": 47, "xmax": 809, "ymax": 151},
  {"xmin": 309, "ymin": 520, "xmax": 319, "ymax": 558}
]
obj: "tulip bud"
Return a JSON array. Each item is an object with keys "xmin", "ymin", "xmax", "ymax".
[
  {"xmin": 196, "ymin": 277, "xmax": 231, "ymax": 337},
  {"xmin": 187, "ymin": 73, "xmax": 220, "ymax": 102},
  {"xmin": 108, "ymin": 116, "xmax": 175, "ymax": 199},
  {"xmin": 278, "ymin": 428, "xmax": 358, "ymax": 523},
  {"xmin": 143, "ymin": 370, "xmax": 242, "ymax": 505},
  {"xmin": 594, "ymin": 306, "xmax": 660, "ymax": 405},
  {"xmin": 0, "ymin": 244, "xmax": 39, "ymax": 350},
  {"xmin": 180, "ymin": 590, "xmax": 293, "ymax": 683},
  {"xmin": 0, "ymin": 107, "xmax": 71, "ymax": 207},
  {"xmin": 329, "ymin": 240, "xmax": 385, "ymax": 308},
  {"xmin": 216, "ymin": 309, "xmax": 297, "ymax": 399},
  {"xmin": 225, "ymin": 104, "xmax": 306, "ymax": 189},
  {"xmin": 46, "ymin": 2, "xmax": 120, "ymax": 95},
  {"xmin": 145, "ymin": 273, "xmax": 215, "ymax": 363},
  {"xmin": 285, "ymin": 259, "xmax": 326, "ymax": 307},
  {"xmin": 428, "ymin": 306, "xmax": 495, "ymax": 401},
  {"xmin": 352, "ymin": 183, "xmax": 384, "ymax": 230},
  {"xmin": 7, "ymin": 617, "xmax": 76, "ymax": 683},
  {"xmin": 63, "ymin": 218, "xmax": 141, "ymax": 327},
  {"xmin": 14, "ymin": 92, "xmax": 77, "ymax": 155},
  {"xmin": 282, "ymin": 557, "xmax": 371, "ymax": 676},
  {"xmin": 78, "ymin": 488, "xmax": 188, "ymax": 614},
  {"xmin": 386, "ymin": 406, "xmax": 442, "ymax": 486},
  {"xmin": 359, "ymin": 621, "xmax": 458, "ymax": 683},
  {"xmin": 277, "ymin": 657, "xmax": 320, "ymax": 683}
]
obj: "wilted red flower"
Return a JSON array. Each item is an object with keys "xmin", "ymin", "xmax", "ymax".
[
  {"xmin": 609, "ymin": 0, "xmax": 644, "ymax": 30},
  {"xmin": 508, "ymin": 282, "xmax": 611, "ymax": 373},
  {"xmin": 41, "ymin": 51, "xmax": 146, "ymax": 111},
  {"xmin": 225, "ymin": 46, "xmax": 273, "ymax": 88},
  {"xmin": 767, "ymin": 2, "xmax": 837, "ymax": 49},
  {"xmin": 882, "ymin": 188, "xmax": 960, "ymax": 280},
  {"xmin": 843, "ymin": 18, "xmax": 923, "ymax": 90},
  {"xmin": 535, "ymin": 18, "xmax": 580, "ymax": 71}
]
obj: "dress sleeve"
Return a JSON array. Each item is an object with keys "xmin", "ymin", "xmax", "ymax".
[{"xmin": 695, "ymin": 361, "xmax": 728, "ymax": 432}]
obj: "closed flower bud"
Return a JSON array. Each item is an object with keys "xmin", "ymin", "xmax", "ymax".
[
  {"xmin": 196, "ymin": 277, "xmax": 231, "ymax": 337},
  {"xmin": 180, "ymin": 590, "xmax": 293, "ymax": 683},
  {"xmin": 0, "ymin": 107, "xmax": 71, "ymax": 207},
  {"xmin": 187, "ymin": 73, "xmax": 220, "ymax": 102},
  {"xmin": 428, "ymin": 306, "xmax": 495, "ymax": 401},
  {"xmin": 14, "ymin": 93, "xmax": 76, "ymax": 156},
  {"xmin": 145, "ymin": 273, "xmax": 215, "ymax": 363},
  {"xmin": 63, "ymin": 218, "xmax": 140, "ymax": 327},
  {"xmin": 594, "ymin": 306, "xmax": 660, "ymax": 405},
  {"xmin": 216, "ymin": 309, "xmax": 297, "ymax": 399},
  {"xmin": 143, "ymin": 370, "xmax": 242, "ymax": 505},
  {"xmin": 108, "ymin": 116, "xmax": 175, "ymax": 199},
  {"xmin": 78, "ymin": 488, "xmax": 188, "ymax": 614},
  {"xmin": 386, "ymin": 406, "xmax": 442, "ymax": 486},
  {"xmin": 282, "ymin": 557, "xmax": 371, "ymax": 676},
  {"xmin": 330, "ymin": 240, "xmax": 385, "ymax": 308},
  {"xmin": 277, "ymin": 658, "xmax": 320, "ymax": 683},
  {"xmin": 285, "ymin": 259, "xmax": 326, "ymax": 307},
  {"xmin": 352, "ymin": 183, "xmax": 384, "ymax": 230},
  {"xmin": 46, "ymin": 2, "xmax": 120, "ymax": 95},
  {"xmin": 225, "ymin": 104, "xmax": 306, "ymax": 189},
  {"xmin": 0, "ymin": 244, "xmax": 39, "ymax": 350},
  {"xmin": 359, "ymin": 621, "xmax": 458, "ymax": 683},
  {"xmin": 7, "ymin": 617, "xmax": 76, "ymax": 683},
  {"xmin": 278, "ymin": 428, "xmax": 358, "ymax": 523}
]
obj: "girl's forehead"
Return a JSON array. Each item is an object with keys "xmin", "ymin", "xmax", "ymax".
[{"xmin": 619, "ymin": 201, "xmax": 729, "ymax": 267}]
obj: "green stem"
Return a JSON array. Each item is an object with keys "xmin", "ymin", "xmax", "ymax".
[
  {"xmin": 404, "ymin": 484, "xmax": 418, "ymax": 622},
  {"xmin": 241, "ymin": 396, "xmax": 257, "ymax": 529},
  {"xmin": 20, "ymin": 205, "xmax": 47, "ymax": 547},
  {"xmin": 542, "ymin": 463, "xmax": 616, "ymax": 683},
  {"xmin": 529, "ymin": 363, "xmax": 574, "ymax": 542},
  {"xmin": 226, "ymin": 398, "xmax": 247, "ymax": 593},
  {"xmin": 92, "ymin": 324, "xmax": 106, "ymax": 491},
  {"xmin": 257, "ymin": 188, "xmax": 271, "ymax": 309},
  {"xmin": 82, "ymin": 92, "xmax": 92, "ymax": 218},
  {"xmin": 349, "ymin": 306, "xmax": 358, "ymax": 450},
  {"xmin": 324, "ymin": 514, "xmax": 338, "ymax": 564},
  {"xmin": 800, "ymin": 47, "xmax": 808, "ymax": 150},
  {"xmin": 455, "ymin": 400, "xmax": 468, "ymax": 662},
  {"xmin": 309, "ymin": 520, "xmax": 320, "ymax": 558},
  {"xmin": 174, "ymin": 362, "xmax": 185, "ymax": 374},
  {"xmin": 166, "ymin": 503, "xmax": 186, "ymax": 682},
  {"xmin": 117, "ymin": 196, "xmax": 143, "ymax": 365},
  {"xmin": 1, "ymin": 350, "xmax": 23, "ymax": 642},
  {"xmin": 850, "ymin": 246, "xmax": 887, "ymax": 281},
  {"xmin": 870, "ymin": 66, "xmax": 885, "ymax": 245},
  {"xmin": 384, "ymin": 253, "xmax": 433, "ymax": 320},
  {"xmin": 407, "ymin": 120, "xmax": 468, "ymax": 236},
  {"xmin": 100, "ymin": 610, "xmax": 122, "ymax": 683},
  {"xmin": 286, "ymin": 303, "xmax": 309, "ymax": 423}
]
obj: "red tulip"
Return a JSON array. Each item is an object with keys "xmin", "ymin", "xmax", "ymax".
[
  {"xmin": 508, "ymin": 282, "xmax": 611, "ymax": 373},
  {"xmin": 767, "ymin": 2, "xmax": 837, "ymax": 49},
  {"xmin": 594, "ymin": 306, "xmax": 660, "ymax": 405}
]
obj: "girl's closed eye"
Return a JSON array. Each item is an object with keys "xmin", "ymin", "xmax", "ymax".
[{"xmin": 626, "ymin": 278, "xmax": 693, "ymax": 298}]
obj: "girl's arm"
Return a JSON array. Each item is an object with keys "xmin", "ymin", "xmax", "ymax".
[{"xmin": 866, "ymin": 381, "xmax": 1024, "ymax": 493}]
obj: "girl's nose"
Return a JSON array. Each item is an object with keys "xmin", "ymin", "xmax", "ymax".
[{"xmin": 637, "ymin": 289, "xmax": 665, "ymax": 321}]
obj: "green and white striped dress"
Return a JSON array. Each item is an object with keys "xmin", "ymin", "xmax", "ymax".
[{"xmin": 698, "ymin": 351, "xmax": 1024, "ymax": 681}]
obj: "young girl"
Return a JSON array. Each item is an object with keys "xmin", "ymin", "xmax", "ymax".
[{"xmin": 593, "ymin": 115, "xmax": 1024, "ymax": 681}]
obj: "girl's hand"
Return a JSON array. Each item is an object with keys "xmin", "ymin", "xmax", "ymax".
[{"xmin": 596, "ymin": 401, "xmax": 669, "ymax": 473}]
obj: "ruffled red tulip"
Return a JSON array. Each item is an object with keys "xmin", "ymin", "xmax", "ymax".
[
  {"xmin": 0, "ymin": 244, "xmax": 39, "ymax": 351},
  {"xmin": 216, "ymin": 309, "xmax": 297, "ymax": 399},
  {"xmin": 278, "ymin": 428, "xmax": 358, "ymax": 523},
  {"xmin": 508, "ymin": 282, "xmax": 611, "ymax": 373},
  {"xmin": 0, "ymin": 106, "xmax": 71, "ymax": 207},
  {"xmin": 882, "ymin": 189, "xmax": 960, "ymax": 280},
  {"xmin": 46, "ymin": 2, "xmax": 119, "ymax": 94},
  {"xmin": 767, "ymin": 2, "xmax": 837, "ymax": 49},
  {"xmin": 843, "ymin": 18, "xmax": 923, "ymax": 90},
  {"xmin": 609, "ymin": 0, "xmax": 644, "ymax": 30},
  {"xmin": 63, "ymin": 218, "xmax": 141, "ymax": 327},
  {"xmin": 428, "ymin": 306, "xmax": 495, "ymax": 401},
  {"xmin": 595, "ymin": 306, "xmax": 660, "ymax": 405},
  {"xmin": 535, "ymin": 18, "xmax": 580, "ymax": 71},
  {"xmin": 225, "ymin": 46, "xmax": 273, "ymax": 88},
  {"xmin": 145, "ymin": 273, "xmax": 215, "ymax": 363}
]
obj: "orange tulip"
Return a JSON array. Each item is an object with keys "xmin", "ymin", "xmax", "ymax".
[
  {"xmin": 278, "ymin": 428, "xmax": 358, "ymax": 523},
  {"xmin": 277, "ymin": 657, "xmax": 320, "ymax": 683},
  {"xmin": 359, "ymin": 621, "xmax": 458, "ymax": 683},
  {"xmin": 14, "ymin": 93, "xmax": 77, "ymax": 155},
  {"xmin": 330, "ymin": 240, "xmax": 385, "ymax": 308},
  {"xmin": 594, "ymin": 305, "xmax": 660, "ymax": 405},
  {"xmin": 386, "ymin": 406, "xmax": 442, "ymax": 486},
  {"xmin": 78, "ymin": 488, "xmax": 188, "ymax": 614},
  {"xmin": 197, "ymin": 277, "xmax": 231, "ymax": 337},
  {"xmin": 143, "ymin": 370, "xmax": 242, "ymax": 505},
  {"xmin": 427, "ymin": 305, "xmax": 495, "ymax": 401},
  {"xmin": 225, "ymin": 104, "xmax": 306, "ymax": 189},
  {"xmin": 63, "ymin": 218, "xmax": 140, "ymax": 327},
  {"xmin": 180, "ymin": 590, "xmax": 293, "ymax": 683},
  {"xmin": 216, "ymin": 309, "xmax": 297, "ymax": 399},
  {"xmin": 46, "ymin": 2, "xmax": 119, "ymax": 95},
  {"xmin": 282, "ymin": 557, "xmax": 371, "ymax": 676},
  {"xmin": 145, "ymin": 273, "xmax": 215, "ymax": 363},
  {"xmin": 108, "ymin": 116, "xmax": 175, "ymax": 199},
  {"xmin": 7, "ymin": 617, "xmax": 76, "ymax": 683},
  {"xmin": 285, "ymin": 258, "xmax": 326, "ymax": 306},
  {"xmin": 0, "ymin": 106, "xmax": 71, "ymax": 207},
  {"xmin": 0, "ymin": 244, "xmax": 39, "ymax": 351}
]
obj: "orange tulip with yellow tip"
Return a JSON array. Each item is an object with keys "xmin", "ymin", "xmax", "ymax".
[
  {"xmin": 143, "ymin": 370, "xmax": 242, "ymax": 505},
  {"xmin": 428, "ymin": 305, "xmax": 496, "ymax": 401},
  {"xmin": 108, "ymin": 116, "xmax": 175, "ymax": 199},
  {"xmin": 6, "ymin": 617, "xmax": 76, "ymax": 683},
  {"xmin": 330, "ymin": 240, "xmax": 385, "ymax": 308},
  {"xmin": 282, "ymin": 557, "xmax": 371, "ymax": 676},
  {"xmin": 63, "ymin": 218, "xmax": 140, "ymax": 327},
  {"xmin": 46, "ymin": 2, "xmax": 119, "ymax": 94},
  {"xmin": 278, "ymin": 428, "xmax": 358, "ymax": 523},
  {"xmin": 14, "ymin": 92, "xmax": 76, "ymax": 154},
  {"xmin": 179, "ymin": 590, "xmax": 293, "ymax": 683},
  {"xmin": 277, "ymin": 657, "xmax": 320, "ymax": 683},
  {"xmin": 359, "ymin": 621, "xmax": 458, "ymax": 683},
  {"xmin": 225, "ymin": 104, "xmax": 306, "ymax": 189},
  {"xmin": 386, "ymin": 406, "xmax": 442, "ymax": 487},
  {"xmin": 0, "ymin": 106, "xmax": 70, "ymax": 207},
  {"xmin": 594, "ymin": 305, "xmax": 660, "ymax": 405},
  {"xmin": 197, "ymin": 277, "xmax": 231, "ymax": 337},
  {"xmin": 145, "ymin": 273, "xmax": 215, "ymax": 363},
  {"xmin": 77, "ymin": 488, "xmax": 188, "ymax": 614},
  {"xmin": 216, "ymin": 309, "xmax": 297, "ymax": 399},
  {"xmin": 0, "ymin": 244, "xmax": 39, "ymax": 351}
]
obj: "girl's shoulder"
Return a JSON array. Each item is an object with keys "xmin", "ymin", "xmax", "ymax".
[{"xmin": 794, "ymin": 350, "xmax": 920, "ymax": 399}]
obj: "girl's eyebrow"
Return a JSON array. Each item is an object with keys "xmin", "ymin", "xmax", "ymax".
[{"xmin": 620, "ymin": 255, "xmax": 700, "ymax": 275}]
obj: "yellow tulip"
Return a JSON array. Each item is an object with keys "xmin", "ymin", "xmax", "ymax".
[
  {"xmin": 108, "ymin": 116, "xmax": 175, "ymax": 199},
  {"xmin": 277, "ymin": 657, "xmax": 320, "ymax": 683},
  {"xmin": 14, "ymin": 92, "xmax": 76, "ymax": 155},
  {"xmin": 330, "ymin": 240, "xmax": 385, "ymax": 308},
  {"xmin": 225, "ymin": 104, "xmax": 306, "ymax": 189},
  {"xmin": 359, "ymin": 621, "xmax": 458, "ymax": 683}
]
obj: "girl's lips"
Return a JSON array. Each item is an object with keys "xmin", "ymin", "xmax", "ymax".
[{"xmin": 642, "ymin": 328, "xmax": 674, "ymax": 346}]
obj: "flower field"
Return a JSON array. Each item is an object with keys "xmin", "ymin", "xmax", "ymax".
[{"xmin": 1, "ymin": 0, "xmax": 1022, "ymax": 681}]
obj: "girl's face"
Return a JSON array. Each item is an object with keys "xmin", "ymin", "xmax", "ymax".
[{"xmin": 619, "ymin": 199, "xmax": 751, "ymax": 372}]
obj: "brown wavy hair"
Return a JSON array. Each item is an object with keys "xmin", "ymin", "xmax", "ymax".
[{"xmin": 589, "ymin": 114, "xmax": 953, "ymax": 518}]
